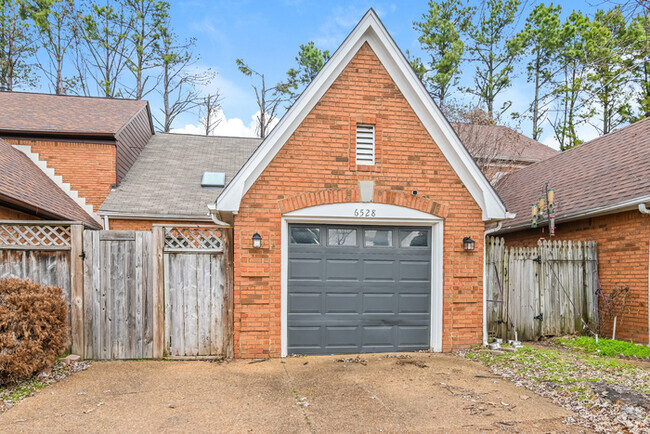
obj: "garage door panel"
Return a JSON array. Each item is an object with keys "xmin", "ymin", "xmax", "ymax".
[
  {"xmin": 288, "ymin": 224, "xmax": 432, "ymax": 355},
  {"xmin": 363, "ymin": 293, "xmax": 396, "ymax": 313},
  {"xmin": 399, "ymin": 260, "xmax": 431, "ymax": 281},
  {"xmin": 398, "ymin": 293, "xmax": 430, "ymax": 313},
  {"xmin": 363, "ymin": 259, "xmax": 396, "ymax": 281},
  {"xmin": 325, "ymin": 292, "xmax": 360, "ymax": 313},
  {"xmin": 289, "ymin": 292, "xmax": 322, "ymax": 313},
  {"xmin": 288, "ymin": 326, "xmax": 322, "ymax": 350},
  {"xmin": 288, "ymin": 258, "xmax": 322, "ymax": 280},
  {"xmin": 362, "ymin": 326, "xmax": 396, "ymax": 348},
  {"xmin": 325, "ymin": 259, "xmax": 360, "ymax": 281},
  {"xmin": 325, "ymin": 326, "xmax": 360, "ymax": 349},
  {"xmin": 398, "ymin": 326, "xmax": 430, "ymax": 347}
]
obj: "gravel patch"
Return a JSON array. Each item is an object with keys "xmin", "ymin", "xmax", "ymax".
[
  {"xmin": 0, "ymin": 360, "xmax": 91, "ymax": 412},
  {"xmin": 461, "ymin": 345, "xmax": 650, "ymax": 433}
]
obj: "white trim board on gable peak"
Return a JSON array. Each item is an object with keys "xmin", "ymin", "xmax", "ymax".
[{"xmin": 215, "ymin": 9, "xmax": 512, "ymax": 222}]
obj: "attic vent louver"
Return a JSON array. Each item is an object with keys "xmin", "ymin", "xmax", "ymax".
[
  {"xmin": 201, "ymin": 172, "xmax": 226, "ymax": 187},
  {"xmin": 356, "ymin": 124, "xmax": 375, "ymax": 165}
]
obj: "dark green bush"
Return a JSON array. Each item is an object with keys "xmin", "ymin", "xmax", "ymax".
[{"xmin": 0, "ymin": 278, "xmax": 69, "ymax": 385}]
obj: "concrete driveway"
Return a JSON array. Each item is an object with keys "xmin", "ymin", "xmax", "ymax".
[{"xmin": 0, "ymin": 353, "xmax": 580, "ymax": 433}]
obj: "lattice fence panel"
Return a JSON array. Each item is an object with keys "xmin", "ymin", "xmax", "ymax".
[
  {"xmin": 0, "ymin": 223, "xmax": 71, "ymax": 249},
  {"xmin": 163, "ymin": 227, "xmax": 225, "ymax": 252}
]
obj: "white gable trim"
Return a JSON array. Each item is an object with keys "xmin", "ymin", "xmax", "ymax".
[{"xmin": 216, "ymin": 9, "xmax": 510, "ymax": 222}]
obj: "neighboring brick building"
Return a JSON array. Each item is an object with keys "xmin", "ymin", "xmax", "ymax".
[
  {"xmin": 452, "ymin": 123, "xmax": 558, "ymax": 183},
  {"xmin": 0, "ymin": 91, "xmax": 154, "ymax": 224},
  {"xmin": 208, "ymin": 10, "xmax": 511, "ymax": 358},
  {"xmin": 0, "ymin": 138, "xmax": 101, "ymax": 228},
  {"xmin": 494, "ymin": 117, "xmax": 650, "ymax": 345}
]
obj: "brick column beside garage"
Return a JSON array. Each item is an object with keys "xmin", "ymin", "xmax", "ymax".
[{"xmin": 232, "ymin": 43, "xmax": 486, "ymax": 359}]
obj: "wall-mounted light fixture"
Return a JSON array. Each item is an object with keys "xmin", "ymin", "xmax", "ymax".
[
  {"xmin": 462, "ymin": 236, "xmax": 475, "ymax": 251},
  {"xmin": 252, "ymin": 232, "xmax": 262, "ymax": 249}
]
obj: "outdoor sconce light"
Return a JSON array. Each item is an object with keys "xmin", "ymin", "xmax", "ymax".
[
  {"xmin": 463, "ymin": 236, "xmax": 475, "ymax": 251},
  {"xmin": 252, "ymin": 232, "xmax": 262, "ymax": 249}
]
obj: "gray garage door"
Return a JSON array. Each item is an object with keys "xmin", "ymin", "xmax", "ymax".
[{"xmin": 288, "ymin": 224, "xmax": 431, "ymax": 355}]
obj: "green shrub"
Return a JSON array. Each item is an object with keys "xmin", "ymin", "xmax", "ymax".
[{"xmin": 0, "ymin": 278, "xmax": 69, "ymax": 385}]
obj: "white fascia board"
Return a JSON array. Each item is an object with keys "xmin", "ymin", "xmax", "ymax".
[{"xmin": 216, "ymin": 10, "xmax": 508, "ymax": 221}]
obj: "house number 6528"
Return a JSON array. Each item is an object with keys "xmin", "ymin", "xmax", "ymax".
[{"xmin": 354, "ymin": 208, "xmax": 376, "ymax": 217}]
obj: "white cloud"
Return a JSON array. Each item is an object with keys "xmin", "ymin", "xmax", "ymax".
[{"xmin": 171, "ymin": 109, "xmax": 279, "ymax": 138}]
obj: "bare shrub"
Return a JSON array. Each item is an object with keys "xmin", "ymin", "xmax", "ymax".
[{"xmin": 0, "ymin": 278, "xmax": 69, "ymax": 386}]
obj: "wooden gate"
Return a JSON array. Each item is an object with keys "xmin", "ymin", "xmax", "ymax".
[
  {"xmin": 163, "ymin": 226, "xmax": 232, "ymax": 358},
  {"xmin": 82, "ymin": 230, "xmax": 156, "ymax": 360},
  {"xmin": 486, "ymin": 237, "xmax": 600, "ymax": 341}
]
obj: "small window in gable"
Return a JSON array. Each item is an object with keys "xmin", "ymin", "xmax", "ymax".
[{"xmin": 356, "ymin": 124, "xmax": 375, "ymax": 165}]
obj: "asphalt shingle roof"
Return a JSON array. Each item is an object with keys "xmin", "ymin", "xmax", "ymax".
[
  {"xmin": 0, "ymin": 91, "xmax": 147, "ymax": 135},
  {"xmin": 496, "ymin": 117, "xmax": 650, "ymax": 230},
  {"xmin": 451, "ymin": 123, "xmax": 558, "ymax": 163},
  {"xmin": 0, "ymin": 139, "xmax": 101, "ymax": 228},
  {"xmin": 100, "ymin": 133, "xmax": 262, "ymax": 217}
]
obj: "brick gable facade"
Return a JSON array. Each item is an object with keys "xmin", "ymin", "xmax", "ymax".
[{"xmin": 232, "ymin": 43, "xmax": 487, "ymax": 358}]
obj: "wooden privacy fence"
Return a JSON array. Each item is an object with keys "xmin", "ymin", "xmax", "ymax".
[
  {"xmin": 0, "ymin": 221, "xmax": 84, "ymax": 354},
  {"xmin": 486, "ymin": 237, "xmax": 599, "ymax": 341},
  {"xmin": 0, "ymin": 221, "xmax": 233, "ymax": 360}
]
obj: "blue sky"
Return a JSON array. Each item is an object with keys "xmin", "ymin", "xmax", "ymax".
[{"xmin": 167, "ymin": 0, "xmax": 611, "ymax": 147}]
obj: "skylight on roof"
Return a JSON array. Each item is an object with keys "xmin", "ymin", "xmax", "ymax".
[{"xmin": 201, "ymin": 172, "xmax": 226, "ymax": 187}]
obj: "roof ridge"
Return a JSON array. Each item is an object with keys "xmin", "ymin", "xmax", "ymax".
[
  {"xmin": 509, "ymin": 118, "xmax": 649, "ymax": 176},
  {"xmin": 0, "ymin": 90, "xmax": 145, "ymax": 103},
  {"xmin": 162, "ymin": 132, "xmax": 262, "ymax": 140}
]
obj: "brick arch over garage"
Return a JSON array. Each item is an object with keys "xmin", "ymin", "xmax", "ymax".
[{"xmin": 277, "ymin": 188, "xmax": 449, "ymax": 219}]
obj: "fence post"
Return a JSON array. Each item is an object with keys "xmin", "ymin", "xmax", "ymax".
[
  {"xmin": 70, "ymin": 224, "xmax": 84, "ymax": 356},
  {"xmin": 152, "ymin": 226, "xmax": 165, "ymax": 358}
]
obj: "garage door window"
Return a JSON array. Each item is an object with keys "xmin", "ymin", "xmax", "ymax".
[
  {"xmin": 328, "ymin": 228, "xmax": 357, "ymax": 246},
  {"xmin": 290, "ymin": 227, "xmax": 320, "ymax": 245},
  {"xmin": 364, "ymin": 229, "xmax": 392, "ymax": 247},
  {"xmin": 399, "ymin": 229, "xmax": 428, "ymax": 247}
]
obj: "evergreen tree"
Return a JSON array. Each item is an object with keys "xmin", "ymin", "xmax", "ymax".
[{"xmin": 413, "ymin": 0, "xmax": 473, "ymax": 107}]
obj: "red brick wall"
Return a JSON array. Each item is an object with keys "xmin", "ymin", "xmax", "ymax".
[
  {"xmin": 501, "ymin": 210, "xmax": 650, "ymax": 344},
  {"xmin": 5, "ymin": 138, "xmax": 116, "ymax": 211},
  {"xmin": 233, "ymin": 43, "xmax": 486, "ymax": 358},
  {"xmin": 108, "ymin": 218, "xmax": 212, "ymax": 231}
]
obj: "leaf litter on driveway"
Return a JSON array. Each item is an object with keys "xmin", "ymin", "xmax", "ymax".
[{"xmin": 462, "ymin": 344, "xmax": 650, "ymax": 433}]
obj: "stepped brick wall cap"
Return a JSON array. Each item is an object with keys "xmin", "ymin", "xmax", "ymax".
[{"xmin": 0, "ymin": 138, "xmax": 100, "ymax": 228}]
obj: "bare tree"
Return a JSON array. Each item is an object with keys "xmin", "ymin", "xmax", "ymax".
[
  {"xmin": 124, "ymin": 0, "xmax": 168, "ymax": 99},
  {"xmin": 443, "ymin": 100, "xmax": 527, "ymax": 183},
  {"xmin": 199, "ymin": 91, "xmax": 223, "ymax": 136},
  {"xmin": 236, "ymin": 59, "xmax": 285, "ymax": 138},
  {"xmin": 154, "ymin": 22, "xmax": 213, "ymax": 132},
  {"xmin": 75, "ymin": 1, "xmax": 132, "ymax": 97},
  {"xmin": 0, "ymin": 0, "xmax": 39, "ymax": 90},
  {"xmin": 32, "ymin": 0, "xmax": 78, "ymax": 95}
]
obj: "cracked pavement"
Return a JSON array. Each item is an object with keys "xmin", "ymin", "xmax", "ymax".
[{"xmin": 0, "ymin": 353, "xmax": 584, "ymax": 433}]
